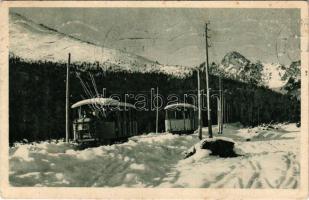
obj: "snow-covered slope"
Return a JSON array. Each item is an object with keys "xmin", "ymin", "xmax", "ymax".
[
  {"xmin": 9, "ymin": 123, "xmax": 300, "ymax": 188},
  {"xmin": 261, "ymin": 63, "xmax": 287, "ymax": 90},
  {"xmin": 262, "ymin": 61, "xmax": 300, "ymax": 98},
  {"xmin": 280, "ymin": 61, "xmax": 301, "ymax": 99},
  {"xmin": 9, "ymin": 12, "xmax": 301, "ymax": 94},
  {"xmin": 9, "ymin": 12, "xmax": 193, "ymax": 78}
]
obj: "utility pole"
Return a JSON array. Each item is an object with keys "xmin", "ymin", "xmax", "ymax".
[
  {"xmin": 156, "ymin": 87, "xmax": 159, "ymax": 134},
  {"xmin": 65, "ymin": 53, "xmax": 71, "ymax": 143},
  {"xmin": 216, "ymin": 96, "xmax": 220, "ymax": 133},
  {"xmin": 223, "ymin": 94, "xmax": 226, "ymax": 125},
  {"xmin": 205, "ymin": 23, "xmax": 213, "ymax": 138},
  {"xmin": 226, "ymin": 103, "xmax": 228, "ymax": 124},
  {"xmin": 197, "ymin": 69, "xmax": 202, "ymax": 140},
  {"xmin": 219, "ymin": 76, "xmax": 223, "ymax": 134},
  {"xmin": 222, "ymin": 95, "xmax": 224, "ymax": 131}
]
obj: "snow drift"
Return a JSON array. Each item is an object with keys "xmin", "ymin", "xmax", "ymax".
[{"xmin": 10, "ymin": 133, "xmax": 199, "ymax": 187}]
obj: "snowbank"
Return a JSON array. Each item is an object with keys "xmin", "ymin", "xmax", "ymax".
[
  {"xmin": 160, "ymin": 123, "xmax": 300, "ymax": 188},
  {"xmin": 10, "ymin": 133, "xmax": 199, "ymax": 187}
]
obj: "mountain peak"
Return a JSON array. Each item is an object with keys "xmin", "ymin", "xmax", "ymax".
[
  {"xmin": 221, "ymin": 51, "xmax": 250, "ymax": 69},
  {"xmin": 223, "ymin": 51, "xmax": 247, "ymax": 60}
]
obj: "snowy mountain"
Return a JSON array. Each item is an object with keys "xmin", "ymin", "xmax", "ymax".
[
  {"xmin": 9, "ymin": 12, "xmax": 301, "ymax": 96},
  {"xmin": 210, "ymin": 51, "xmax": 300, "ymax": 97},
  {"xmin": 280, "ymin": 61, "xmax": 301, "ymax": 99},
  {"xmin": 261, "ymin": 63, "xmax": 287, "ymax": 90},
  {"xmin": 221, "ymin": 51, "xmax": 251, "ymax": 75},
  {"xmin": 9, "ymin": 12, "xmax": 194, "ymax": 78},
  {"xmin": 218, "ymin": 51, "xmax": 263, "ymax": 86}
]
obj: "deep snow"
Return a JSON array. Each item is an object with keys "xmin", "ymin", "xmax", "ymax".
[{"xmin": 9, "ymin": 123, "xmax": 300, "ymax": 188}]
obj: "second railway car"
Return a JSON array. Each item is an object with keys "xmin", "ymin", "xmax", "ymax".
[
  {"xmin": 164, "ymin": 103, "xmax": 198, "ymax": 134},
  {"xmin": 71, "ymin": 98, "xmax": 138, "ymax": 146}
]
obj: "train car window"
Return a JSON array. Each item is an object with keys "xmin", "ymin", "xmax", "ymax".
[
  {"xmin": 133, "ymin": 109, "xmax": 137, "ymax": 121},
  {"xmin": 184, "ymin": 110, "xmax": 190, "ymax": 119},
  {"xmin": 126, "ymin": 109, "xmax": 130, "ymax": 120},
  {"xmin": 78, "ymin": 107, "xmax": 82, "ymax": 118},
  {"xmin": 167, "ymin": 110, "xmax": 175, "ymax": 119},
  {"xmin": 116, "ymin": 110, "xmax": 121, "ymax": 126},
  {"xmin": 175, "ymin": 110, "xmax": 183, "ymax": 119},
  {"xmin": 81, "ymin": 109, "xmax": 88, "ymax": 118},
  {"xmin": 129, "ymin": 109, "xmax": 132, "ymax": 122},
  {"xmin": 81, "ymin": 106, "xmax": 93, "ymax": 118},
  {"xmin": 105, "ymin": 110, "xmax": 117, "ymax": 122}
]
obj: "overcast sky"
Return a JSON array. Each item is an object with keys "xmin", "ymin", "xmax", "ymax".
[{"xmin": 11, "ymin": 8, "xmax": 300, "ymax": 67}]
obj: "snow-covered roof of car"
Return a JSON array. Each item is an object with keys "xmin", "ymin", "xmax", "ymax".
[
  {"xmin": 71, "ymin": 98, "xmax": 136, "ymax": 109},
  {"xmin": 164, "ymin": 103, "xmax": 197, "ymax": 110}
]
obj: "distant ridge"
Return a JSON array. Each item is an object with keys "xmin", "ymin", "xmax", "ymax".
[
  {"xmin": 9, "ymin": 12, "xmax": 301, "ymax": 98},
  {"xmin": 9, "ymin": 12, "xmax": 194, "ymax": 78}
]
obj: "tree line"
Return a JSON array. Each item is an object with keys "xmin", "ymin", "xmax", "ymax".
[{"xmin": 9, "ymin": 56, "xmax": 300, "ymax": 144}]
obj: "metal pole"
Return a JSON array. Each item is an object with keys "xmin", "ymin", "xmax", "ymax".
[
  {"xmin": 65, "ymin": 53, "xmax": 71, "ymax": 143},
  {"xmin": 197, "ymin": 70, "xmax": 202, "ymax": 140},
  {"xmin": 205, "ymin": 23, "xmax": 213, "ymax": 138},
  {"xmin": 156, "ymin": 87, "xmax": 159, "ymax": 134}
]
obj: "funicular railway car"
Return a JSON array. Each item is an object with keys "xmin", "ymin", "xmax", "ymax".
[
  {"xmin": 164, "ymin": 103, "xmax": 198, "ymax": 134},
  {"xmin": 71, "ymin": 98, "xmax": 138, "ymax": 146}
]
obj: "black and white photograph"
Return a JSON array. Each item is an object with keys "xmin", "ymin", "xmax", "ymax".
[{"xmin": 0, "ymin": 1, "xmax": 308, "ymax": 197}]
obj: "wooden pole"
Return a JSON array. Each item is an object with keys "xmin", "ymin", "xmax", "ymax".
[
  {"xmin": 205, "ymin": 23, "xmax": 213, "ymax": 138},
  {"xmin": 217, "ymin": 97, "xmax": 220, "ymax": 131},
  {"xmin": 65, "ymin": 53, "xmax": 71, "ymax": 143},
  {"xmin": 219, "ymin": 76, "xmax": 222, "ymax": 134},
  {"xmin": 222, "ymin": 95, "xmax": 226, "ymax": 125},
  {"xmin": 156, "ymin": 87, "xmax": 159, "ymax": 134},
  {"xmin": 220, "ymin": 77, "xmax": 224, "ymax": 134},
  {"xmin": 197, "ymin": 70, "xmax": 202, "ymax": 140},
  {"xmin": 226, "ymin": 104, "xmax": 230, "ymax": 123},
  {"xmin": 222, "ymin": 98, "xmax": 224, "ymax": 132}
]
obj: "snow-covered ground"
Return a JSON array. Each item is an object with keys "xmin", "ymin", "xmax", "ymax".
[{"xmin": 9, "ymin": 123, "xmax": 300, "ymax": 188}]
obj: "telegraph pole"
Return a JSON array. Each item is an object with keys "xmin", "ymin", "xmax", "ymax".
[
  {"xmin": 197, "ymin": 69, "xmax": 202, "ymax": 140},
  {"xmin": 65, "ymin": 53, "xmax": 71, "ymax": 143},
  {"xmin": 223, "ymin": 94, "xmax": 226, "ymax": 125},
  {"xmin": 205, "ymin": 23, "xmax": 213, "ymax": 138},
  {"xmin": 156, "ymin": 87, "xmax": 159, "ymax": 134},
  {"xmin": 219, "ymin": 76, "xmax": 223, "ymax": 134},
  {"xmin": 226, "ymin": 104, "xmax": 230, "ymax": 123}
]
